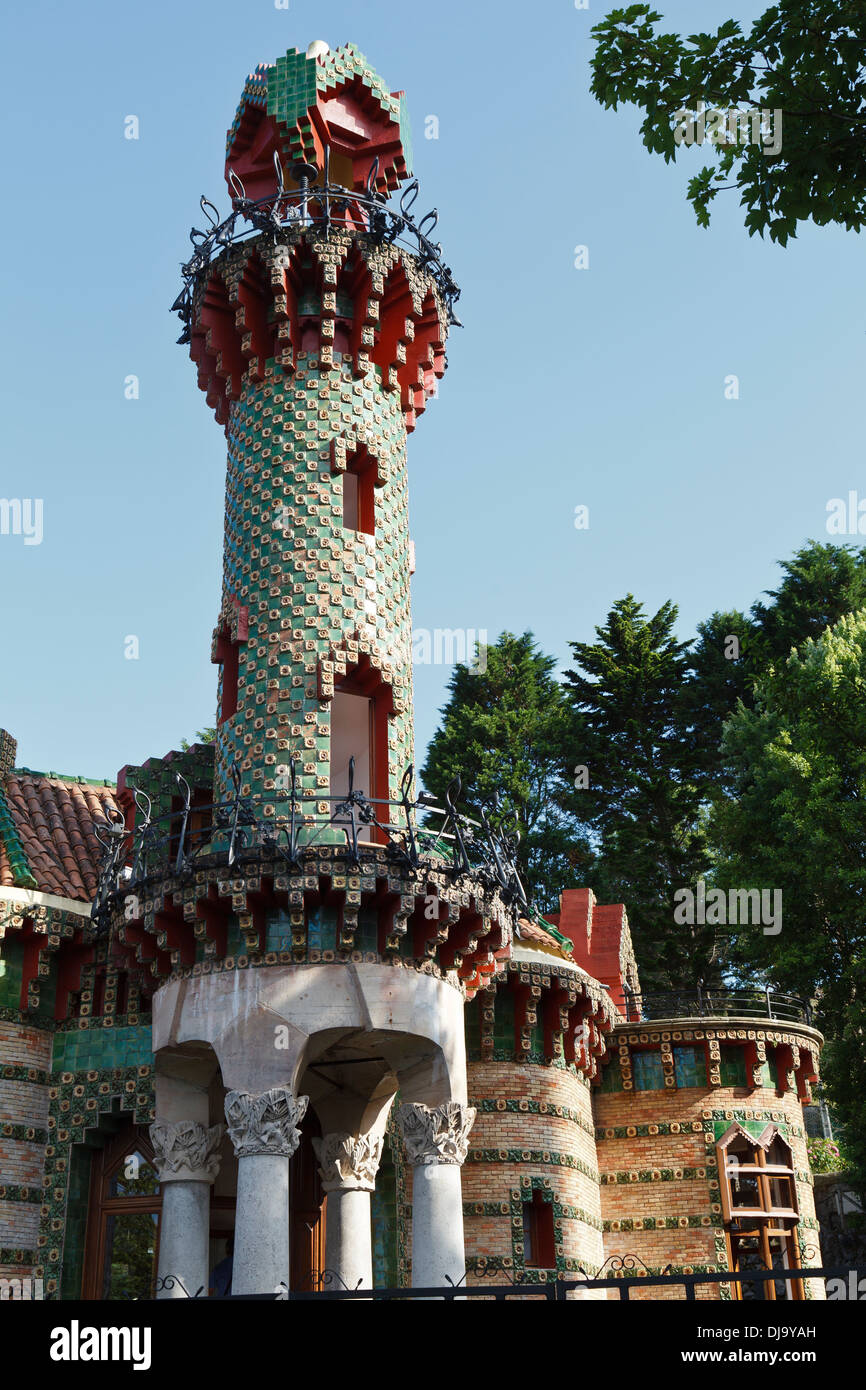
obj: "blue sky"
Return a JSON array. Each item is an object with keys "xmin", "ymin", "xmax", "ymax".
[{"xmin": 0, "ymin": 0, "xmax": 862, "ymax": 783}]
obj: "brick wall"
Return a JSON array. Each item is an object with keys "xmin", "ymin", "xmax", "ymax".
[
  {"xmin": 595, "ymin": 1078, "xmax": 823, "ymax": 1301},
  {"xmin": 465, "ymin": 1059, "xmax": 606, "ymax": 1296},
  {"xmin": 0, "ymin": 1019, "xmax": 51, "ymax": 1279}
]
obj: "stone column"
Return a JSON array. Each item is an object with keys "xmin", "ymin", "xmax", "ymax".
[
  {"xmin": 312, "ymin": 1131, "xmax": 383, "ymax": 1291},
  {"xmin": 398, "ymin": 1101, "xmax": 476, "ymax": 1291},
  {"xmin": 149, "ymin": 1119, "xmax": 224, "ymax": 1299},
  {"xmin": 224, "ymin": 1086, "xmax": 308, "ymax": 1296}
]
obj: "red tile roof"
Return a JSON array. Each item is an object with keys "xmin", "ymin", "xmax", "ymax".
[{"xmin": 0, "ymin": 771, "xmax": 119, "ymax": 902}]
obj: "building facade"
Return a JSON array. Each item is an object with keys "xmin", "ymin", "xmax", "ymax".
[{"xmin": 0, "ymin": 40, "xmax": 824, "ymax": 1302}]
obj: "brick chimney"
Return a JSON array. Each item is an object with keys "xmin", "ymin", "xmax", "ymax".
[
  {"xmin": 0, "ymin": 729, "xmax": 17, "ymax": 778},
  {"xmin": 546, "ymin": 886, "xmax": 638, "ymax": 1017}
]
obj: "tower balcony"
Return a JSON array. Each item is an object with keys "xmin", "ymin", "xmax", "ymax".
[{"xmin": 90, "ymin": 762, "xmax": 527, "ymax": 999}]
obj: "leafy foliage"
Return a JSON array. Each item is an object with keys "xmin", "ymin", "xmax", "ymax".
[
  {"xmin": 709, "ymin": 611, "xmax": 866, "ymax": 1184},
  {"xmin": 590, "ymin": 1, "xmax": 866, "ymax": 240},
  {"xmin": 179, "ymin": 727, "xmax": 216, "ymax": 752}
]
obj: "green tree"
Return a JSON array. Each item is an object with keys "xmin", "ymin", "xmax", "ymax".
[
  {"xmin": 563, "ymin": 595, "xmax": 714, "ymax": 988},
  {"xmin": 710, "ymin": 610, "xmax": 866, "ymax": 1185},
  {"xmin": 686, "ymin": 544, "xmax": 866, "ymax": 788},
  {"xmin": 751, "ymin": 541, "xmax": 866, "ymax": 662},
  {"xmin": 180, "ymin": 727, "xmax": 216, "ymax": 752},
  {"xmin": 590, "ymin": 2, "xmax": 866, "ymax": 241},
  {"xmin": 420, "ymin": 632, "xmax": 590, "ymax": 911}
]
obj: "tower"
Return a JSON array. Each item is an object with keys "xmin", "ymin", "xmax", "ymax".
[
  {"xmin": 93, "ymin": 40, "xmax": 525, "ymax": 1299},
  {"xmin": 177, "ymin": 41, "xmax": 453, "ymax": 817}
]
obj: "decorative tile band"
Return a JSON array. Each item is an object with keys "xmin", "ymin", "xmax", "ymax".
[
  {"xmin": 0, "ymin": 1124, "xmax": 48, "ymax": 1145},
  {"xmin": 596, "ymin": 1120, "xmax": 708, "ymax": 1141},
  {"xmin": 466, "ymin": 1149, "xmax": 600, "ymax": 1183},
  {"xmin": 474, "ymin": 1097, "xmax": 595, "ymax": 1136},
  {"xmin": 603, "ymin": 1215, "xmax": 718, "ymax": 1232},
  {"xmin": 0, "ymin": 1185, "xmax": 43, "ymax": 1204},
  {"xmin": 0, "ymin": 1247, "xmax": 38, "ymax": 1265},
  {"xmin": 601, "ymin": 1167, "xmax": 714, "ymax": 1185},
  {"xmin": 0, "ymin": 1066, "xmax": 50, "ymax": 1086}
]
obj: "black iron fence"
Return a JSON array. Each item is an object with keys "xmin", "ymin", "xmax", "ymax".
[
  {"xmin": 149, "ymin": 1262, "xmax": 864, "ymax": 1301},
  {"xmin": 623, "ymin": 986, "xmax": 812, "ymax": 1026}
]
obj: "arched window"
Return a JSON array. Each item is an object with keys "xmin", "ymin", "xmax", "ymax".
[
  {"xmin": 81, "ymin": 1124, "xmax": 162, "ymax": 1300},
  {"xmin": 717, "ymin": 1123, "xmax": 803, "ymax": 1300}
]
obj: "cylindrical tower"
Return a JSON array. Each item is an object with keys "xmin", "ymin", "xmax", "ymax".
[
  {"xmin": 182, "ymin": 41, "xmax": 449, "ymax": 813},
  {"xmin": 96, "ymin": 41, "xmax": 525, "ymax": 1296},
  {"xmin": 463, "ymin": 920, "xmax": 615, "ymax": 1295}
]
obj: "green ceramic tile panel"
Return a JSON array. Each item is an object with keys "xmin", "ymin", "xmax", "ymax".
[
  {"xmin": 493, "ymin": 990, "xmax": 515, "ymax": 1050},
  {"xmin": 52, "ymin": 1025, "xmax": 154, "ymax": 1072},
  {"xmin": 674, "ymin": 1045, "xmax": 707, "ymax": 1088},
  {"xmin": 59, "ymin": 1142, "xmax": 94, "ymax": 1300},
  {"xmin": 719, "ymin": 1045, "xmax": 747, "ymax": 1088},
  {"xmin": 371, "ymin": 1153, "xmax": 398, "ymax": 1289},
  {"xmin": 355, "ymin": 908, "xmax": 377, "ymax": 954},
  {"xmin": 0, "ymin": 937, "xmax": 23, "ymax": 1009},
  {"xmin": 265, "ymin": 908, "xmax": 295, "ymax": 953},
  {"xmin": 306, "ymin": 905, "xmax": 337, "ymax": 953},
  {"xmin": 600, "ymin": 1060, "xmax": 623, "ymax": 1092},
  {"xmin": 632, "ymin": 1050, "xmax": 666, "ymax": 1091}
]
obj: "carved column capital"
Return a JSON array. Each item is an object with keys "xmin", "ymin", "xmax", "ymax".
[
  {"xmin": 312, "ymin": 1131, "xmax": 383, "ymax": 1192},
  {"xmin": 397, "ymin": 1101, "xmax": 476, "ymax": 1166},
  {"xmin": 148, "ymin": 1120, "xmax": 224, "ymax": 1183},
  {"xmin": 224, "ymin": 1086, "xmax": 308, "ymax": 1158}
]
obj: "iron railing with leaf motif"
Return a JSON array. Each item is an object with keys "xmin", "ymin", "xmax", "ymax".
[
  {"xmin": 171, "ymin": 148, "xmax": 462, "ymax": 343},
  {"xmin": 90, "ymin": 758, "xmax": 527, "ymax": 934}
]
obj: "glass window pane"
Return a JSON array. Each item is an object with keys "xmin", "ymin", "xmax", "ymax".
[
  {"xmin": 109, "ymin": 1152, "xmax": 159, "ymax": 1197},
  {"xmin": 102, "ymin": 1211, "xmax": 159, "ymax": 1299}
]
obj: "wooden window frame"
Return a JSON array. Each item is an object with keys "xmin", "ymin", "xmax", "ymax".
[
  {"xmin": 81, "ymin": 1124, "xmax": 162, "ymax": 1301},
  {"xmin": 717, "ymin": 1123, "xmax": 803, "ymax": 1301}
]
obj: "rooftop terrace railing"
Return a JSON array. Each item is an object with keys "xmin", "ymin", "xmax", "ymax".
[{"xmin": 622, "ymin": 986, "xmax": 813, "ymax": 1027}]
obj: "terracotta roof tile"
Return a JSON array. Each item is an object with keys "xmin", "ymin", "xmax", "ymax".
[
  {"xmin": 0, "ymin": 772, "xmax": 119, "ymax": 901},
  {"xmin": 515, "ymin": 918, "xmax": 570, "ymax": 956}
]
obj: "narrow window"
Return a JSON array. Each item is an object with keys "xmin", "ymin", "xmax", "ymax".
[
  {"xmin": 342, "ymin": 447, "xmax": 376, "ymax": 535},
  {"xmin": 522, "ymin": 1190, "xmax": 556, "ymax": 1268}
]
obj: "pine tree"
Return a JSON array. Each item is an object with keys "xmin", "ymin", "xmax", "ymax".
[
  {"xmin": 420, "ymin": 632, "xmax": 590, "ymax": 912},
  {"xmin": 563, "ymin": 596, "xmax": 715, "ymax": 989}
]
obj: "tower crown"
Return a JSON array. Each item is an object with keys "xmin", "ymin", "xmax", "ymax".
[{"xmin": 226, "ymin": 42, "xmax": 414, "ymax": 202}]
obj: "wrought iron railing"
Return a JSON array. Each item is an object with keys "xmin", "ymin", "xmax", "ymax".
[
  {"xmin": 148, "ymin": 1258, "xmax": 859, "ymax": 1301},
  {"xmin": 171, "ymin": 148, "xmax": 462, "ymax": 342},
  {"xmin": 90, "ymin": 758, "xmax": 527, "ymax": 933},
  {"xmin": 622, "ymin": 986, "xmax": 812, "ymax": 1026}
]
